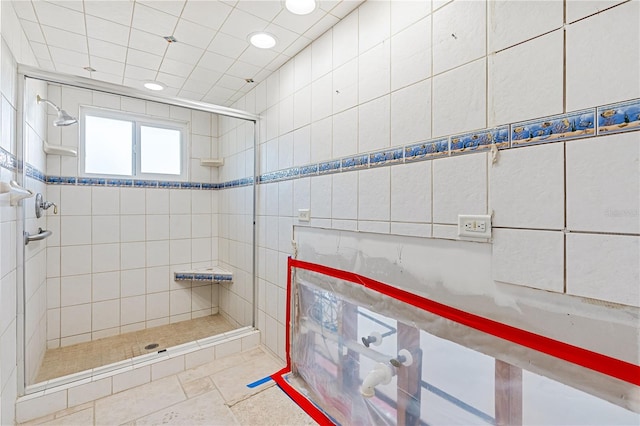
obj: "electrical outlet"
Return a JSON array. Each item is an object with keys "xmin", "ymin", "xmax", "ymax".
[
  {"xmin": 458, "ymin": 214, "xmax": 491, "ymax": 238},
  {"xmin": 298, "ymin": 209, "xmax": 310, "ymax": 222}
]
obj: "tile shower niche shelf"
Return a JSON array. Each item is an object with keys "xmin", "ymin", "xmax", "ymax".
[
  {"xmin": 174, "ymin": 266, "xmax": 233, "ymax": 282},
  {"xmin": 200, "ymin": 158, "xmax": 224, "ymax": 167}
]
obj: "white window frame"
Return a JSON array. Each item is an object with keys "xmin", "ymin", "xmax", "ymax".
[{"xmin": 79, "ymin": 106, "xmax": 189, "ymax": 181}]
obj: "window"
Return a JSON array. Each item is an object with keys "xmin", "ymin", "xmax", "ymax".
[{"xmin": 80, "ymin": 107, "xmax": 188, "ymax": 180}]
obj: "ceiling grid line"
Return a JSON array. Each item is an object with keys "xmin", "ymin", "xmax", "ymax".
[{"xmin": 14, "ymin": 0, "xmax": 364, "ymax": 106}]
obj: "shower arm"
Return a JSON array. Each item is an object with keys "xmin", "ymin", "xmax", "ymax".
[{"xmin": 37, "ymin": 95, "xmax": 61, "ymax": 112}]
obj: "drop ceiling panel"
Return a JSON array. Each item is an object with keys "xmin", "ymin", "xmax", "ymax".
[
  {"xmin": 11, "ymin": 1, "xmax": 37, "ymax": 22},
  {"xmin": 131, "ymin": 3, "xmax": 179, "ymax": 36},
  {"xmin": 88, "ymin": 39, "xmax": 127, "ymax": 62},
  {"xmin": 198, "ymin": 51, "xmax": 235, "ymax": 74},
  {"xmin": 164, "ymin": 43, "xmax": 204, "ymax": 65},
  {"xmin": 49, "ymin": 46, "xmax": 88, "ymax": 67},
  {"xmin": 220, "ymin": 9, "xmax": 270, "ymax": 41},
  {"xmin": 85, "ymin": 15, "xmax": 131, "ymax": 46},
  {"xmin": 126, "ymin": 49, "xmax": 163, "ymax": 70},
  {"xmin": 84, "ymin": 1, "xmax": 134, "ymax": 25},
  {"xmin": 19, "ymin": 20, "xmax": 45, "ymax": 44},
  {"xmin": 173, "ymin": 19, "xmax": 217, "ymax": 49},
  {"xmin": 180, "ymin": 1, "xmax": 232, "ymax": 29},
  {"xmin": 159, "ymin": 58, "xmax": 194, "ymax": 78},
  {"xmin": 33, "ymin": 1, "xmax": 86, "ymax": 35},
  {"xmin": 207, "ymin": 32, "xmax": 249, "ymax": 58},
  {"xmin": 13, "ymin": 0, "xmax": 363, "ymax": 107},
  {"xmin": 235, "ymin": 1, "xmax": 283, "ymax": 22},
  {"xmin": 128, "ymin": 29, "xmax": 168, "ymax": 56},
  {"xmin": 40, "ymin": 26, "xmax": 87, "ymax": 53},
  {"xmin": 90, "ymin": 56, "xmax": 126, "ymax": 76},
  {"xmin": 138, "ymin": 0, "xmax": 186, "ymax": 17}
]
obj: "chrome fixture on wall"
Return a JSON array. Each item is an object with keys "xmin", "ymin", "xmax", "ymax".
[
  {"xmin": 35, "ymin": 193, "xmax": 57, "ymax": 218},
  {"xmin": 36, "ymin": 94, "xmax": 77, "ymax": 126}
]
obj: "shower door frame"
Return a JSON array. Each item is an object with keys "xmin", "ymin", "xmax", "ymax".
[{"xmin": 16, "ymin": 65, "xmax": 260, "ymax": 396}]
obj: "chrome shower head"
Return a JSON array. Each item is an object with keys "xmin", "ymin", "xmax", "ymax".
[{"xmin": 37, "ymin": 95, "xmax": 78, "ymax": 126}]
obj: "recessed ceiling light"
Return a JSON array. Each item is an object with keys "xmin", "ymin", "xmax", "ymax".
[
  {"xmin": 285, "ymin": 0, "xmax": 316, "ymax": 15},
  {"xmin": 249, "ymin": 32, "xmax": 277, "ymax": 49},
  {"xmin": 143, "ymin": 81, "xmax": 166, "ymax": 91}
]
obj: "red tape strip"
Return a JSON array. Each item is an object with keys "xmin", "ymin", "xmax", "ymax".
[
  {"xmin": 271, "ymin": 367, "xmax": 335, "ymax": 426},
  {"xmin": 289, "ymin": 258, "xmax": 640, "ymax": 387}
]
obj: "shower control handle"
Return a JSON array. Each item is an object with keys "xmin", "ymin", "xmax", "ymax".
[{"xmin": 35, "ymin": 193, "xmax": 58, "ymax": 218}]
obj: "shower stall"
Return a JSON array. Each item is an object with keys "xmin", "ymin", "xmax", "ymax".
[{"xmin": 16, "ymin": 68, "xmax": 258, "ymax": 393}]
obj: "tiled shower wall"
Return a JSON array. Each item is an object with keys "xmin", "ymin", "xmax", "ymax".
[
  {"xmin": 23, "ymin": 75, "xmax": 48, "ymax": 385},
  {"xmin": 226, "ymin": 0, "xmax": 640, "ymax": 359},
  {"xmin": 0, "ymin": 2, "xmax": 39, "ymax": 423},
  {"xmin": 43, "ymin": 85, "xmax": 223, "ymax": 349},
  {"xmin": 216, "ymin": 116, "xmax": 255, "ymax": 328}
]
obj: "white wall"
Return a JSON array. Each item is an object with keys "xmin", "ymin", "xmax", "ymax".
[
  {"xmin": 43, "ymin": 85, "xmax": 223, "ymax": 349},
  {"xmin": 227, "ymin": 0, "xmax": 640, "ymax": 360},
  {"xmin": 0, "ymin": 1, "xmax": 39, "ymax": 423}
]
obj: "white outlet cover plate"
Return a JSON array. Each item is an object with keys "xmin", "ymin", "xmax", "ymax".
[
  {"xmin": 458, "ymin": 214, "xmax": 492, "ymax": 238},
  {"xmin": 298, "ymin": 208, "xmax": 310, "ymax": 222}
]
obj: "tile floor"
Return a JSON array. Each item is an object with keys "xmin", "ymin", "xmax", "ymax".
[
  {"xmin": 36, "ymin": 315, "xmax": 236, "ymax": 383},
  {"xmin": 22, "ymin": 346, "xmax": 315, "ymax": 425}
]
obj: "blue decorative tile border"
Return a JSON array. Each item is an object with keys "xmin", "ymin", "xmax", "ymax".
[
  {"xmin": 318, "ymin": 160, "xmax": 341, "ymax": 175},
  {"xmin": 370, "ymin": 148, "xmax": 404, "ymax": 167},
  {"xmin": 11, "ymin": 98, "xmax": 640, "ymax": 191},
  {"xmin": 405, "ymin": 138, "xmax": 449, "ymax": 162},
  {"xmin": 341, "ymin": 154, "xmax": 369, "ymax": 171},
  {"xmin": 25, "ymin": 163, "xmax": 46, "ymax": 182},
  {"xmin": 0, "ymin": 147, "xmax": 18, "ymax": 172},
  {"xmin": 597, "ymin": 99, "xmax": 640, "ymax": 135},
  {"xmin": 451, "ymin": 127, "xmax": 509, "ymax": 155},
  {"xmin": 512, "ymin": 109, "xmax": 595, "ymax": 147}
]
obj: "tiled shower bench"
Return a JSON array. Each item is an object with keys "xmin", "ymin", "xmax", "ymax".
[{"xmin": 174, "ymin": 266, "xmax": 233, "ymax": 283}]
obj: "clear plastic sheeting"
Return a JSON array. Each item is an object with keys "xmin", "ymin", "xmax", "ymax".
[{"xmin": 282, "ymin": 261, "xmax": 640, "ymax": 425}]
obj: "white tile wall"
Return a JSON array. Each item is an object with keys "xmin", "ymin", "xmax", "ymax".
[
  {"xmin": 332, "ymin": 172, "xmax": 358, "ymax": 220},
  {"xmin": 332, "ymin": 108, "xmax": 358, "ymax": 158},
  {"xmin": 565, "ymin": 0, "xmax": 627, "ymax": 23},
  {"xmin": 491, "ymin": 142, "xmax": 564, "ymax": 230},
  {"xmin": 332, "ymin": 10, "xmax": 358, "ymax": 68},
  {"xmin": 358, "ymin": 0, "xmax": 389, "ymax": 53},
  {"xmin": 333, "ymin": 58, "xmax": 358, "ymax": 114},
  {"xmin": 567, "ymin": 234, "xmax": 639, "ymax": 307},
  {"xmin": 391, "ymin": 16, "xmax": 430, "ymax": 91},
  {"xmin": 358, "ymin": 168, "xmax": 390, "ymax": 221},
  {"xmin": 432, "ymin": 58, "xmax": 486, "ymax": 137},
  {"xmin": 390, "ymin": 80, "xmax": 431, "ymax": 146},
  {"xmin": 488, "ymin": 0, "xmax": 563, "ymax": 53},
  {"xmin": 433, "ymin": 153, "xmax": 487, "ymax": 224},
  {"xmin": 390, "ymin": 161, "xmax": 431, "ymax": 223},
  {"xmin": 566, "ymin": 133, "xmax": 640, "ymax": 234},
  {"xmin": 358, "ymin": 42, "xmax": 390, "ymax": 104},
  {"xmin": 493, "ymin": 229, "xmax": 564, "ymax": 293},
  {"xmin": 488, "ymin": 30, "xmax": 564, "ymax": 126},
  {"xmin": 358, "ymin": 95, "xmax": 390, "ymax": 153},
  {"xmin": 233, "ymin": 0, "xmax": 640, "ymax": 360},
  {"xmin": 432, "ymin": 0, "xmax": 485, "ymax": 74},
  {"xmin": 566, "ymin": 1, "xmax": 640, "ymax": 111}
]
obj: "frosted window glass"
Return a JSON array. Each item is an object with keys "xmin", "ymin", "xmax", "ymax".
[
  {"xmin": 140, "ymin": 126, "xmax": 181, "ymax": 175},
  {"xmin": 85, "ymin": 116, "xmax": 133, "ymax": 175}
]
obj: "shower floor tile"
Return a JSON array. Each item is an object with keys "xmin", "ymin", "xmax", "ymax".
[{"xmin": 35, "ymin": 315, "xmax": 235, "ymax": 383}]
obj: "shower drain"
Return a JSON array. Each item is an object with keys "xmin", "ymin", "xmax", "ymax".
[{"xmin": 144, "ymin": 343, "xmax": 159, "ymax": 350}]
